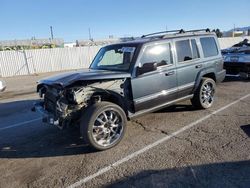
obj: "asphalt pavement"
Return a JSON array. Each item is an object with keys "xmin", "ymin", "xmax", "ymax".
[{"xmin": 0, "ymin": 76, "xmax": 249, "ymax": 188}]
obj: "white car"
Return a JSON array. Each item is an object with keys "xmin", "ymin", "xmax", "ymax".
[{"xmin": 0, "ymin": 80, "xmax": 6, "ymax": 92}]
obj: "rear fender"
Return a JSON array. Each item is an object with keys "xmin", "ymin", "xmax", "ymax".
[{"xmin": 193, "ymin": 68, "xmax": 216, "ymax": 92}]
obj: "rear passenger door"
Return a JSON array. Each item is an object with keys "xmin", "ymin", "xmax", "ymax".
[
  {"xmin": 174, "ymin": 38, "xmax": 202, "ymax": 98},
  {"xmin": 131, "ymin": 41, "xmax": 178, "ymax": 112}
]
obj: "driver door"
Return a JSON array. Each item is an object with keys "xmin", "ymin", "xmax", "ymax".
[{"xmin": 131, "ymin": 41, "xmax": 178, "ymax": 112}]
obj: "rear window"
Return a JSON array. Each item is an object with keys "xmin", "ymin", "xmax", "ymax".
[{"xmin": 200, "ymin": 37, "xmax": 218, "ymax": 57}]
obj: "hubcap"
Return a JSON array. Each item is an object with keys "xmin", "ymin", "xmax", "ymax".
[
  {"xmin": 201, "ymin": 82, "xmax": 215, "ymax": 107},
  {"xmin": 92, "ymin": 109, "xmax": 123, "ymax": 147}
]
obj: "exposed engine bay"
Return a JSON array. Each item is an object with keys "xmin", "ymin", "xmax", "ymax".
[{"xmin": 35, "ymin": 79, "xmax": 128, "ymax": 129}]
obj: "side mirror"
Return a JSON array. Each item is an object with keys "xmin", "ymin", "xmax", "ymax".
[{"xmin": 136, "ymin": 62, "xmax": 157, "ymax": 76}]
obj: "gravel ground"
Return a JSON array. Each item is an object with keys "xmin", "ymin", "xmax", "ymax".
[{"xmin": 0, "ymin": 75, "xmax": 249, "ymax": 188}]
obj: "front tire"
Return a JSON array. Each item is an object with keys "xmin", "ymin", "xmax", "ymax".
[
  {"xmin": 80, "ymin": 102, "xmax": 127, "ymax": 151},
  {"xmin": 191, "ymin": 78, "xmax": 216, "ymax": 109}
]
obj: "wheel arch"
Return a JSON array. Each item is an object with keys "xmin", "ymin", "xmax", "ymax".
[
  {"xmin": 194, "ymin": 68, "xmax": 217, "ymax": 92},
  {"xmin": 91, "ymin": 90, "xmax": 129, "ymax": 117}
]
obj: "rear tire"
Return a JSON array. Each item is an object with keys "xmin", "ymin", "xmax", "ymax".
[
  {"xmin": 80, "ymin": 102, "xmax": 127, "ymax": 151},
  {"xmin": 191, "ymin": 78, "xmax": 216, "ymax": 109}
]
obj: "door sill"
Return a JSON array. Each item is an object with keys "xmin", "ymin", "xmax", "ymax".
[{"xmin": 129, "ymin": 95, "xmax": 193, "ymax": 119}]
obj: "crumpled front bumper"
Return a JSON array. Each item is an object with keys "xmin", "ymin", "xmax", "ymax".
[{"xmin": 31, "ymin": 101, "xmax": 60, "ymax": 126}]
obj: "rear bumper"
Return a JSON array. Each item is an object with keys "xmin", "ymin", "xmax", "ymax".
[
  {"xmin": 31, "ymin": 102, "xmax": 60, "ymax": 126},
  {"xmin": 216, "ymin": 69, "xmax": 226, "ymax": 83},
  {"xmin": 224, "ymin": 62, "xmax": 250, "ymax": 75}
]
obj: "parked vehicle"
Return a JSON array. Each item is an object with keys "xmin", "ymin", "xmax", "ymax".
[
  {"xmin": 222, "ymin": 39, "xmax": 250, "ymax": 78},
  {"xmin": 0, "ymin": 80, "xmax": 6, "ymax": 92},
  {"xmin": 33, "ymin": 29, "xmax": 226, "ymax": 150}
]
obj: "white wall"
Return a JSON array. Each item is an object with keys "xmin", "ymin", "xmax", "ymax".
[
  {"xmin": 0, "ymin": 46, "xmax": 101, "ymax": 77},
  {"xmin": 218, "ymin": 36, "xmax": 250, "ymax": 49}
]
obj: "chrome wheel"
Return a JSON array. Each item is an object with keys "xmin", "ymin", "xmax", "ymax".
[
  {"xmin": 191, "ymin": 78, "xmax": 216, "ymax": 109},
  {"xmin": 92, "ymin": 109, "xmax": 123, "ymax": 147},
  {"xmin": 200, "ymin": 82, "xmax": 215, "ymax": 107}
]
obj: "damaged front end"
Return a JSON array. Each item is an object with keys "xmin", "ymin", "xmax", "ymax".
[
  {"xmin": 32, "ymin": 79, "xmax": 127, "ymax": 129},
  {"xmin": 32, "ymin": 83, "xmax": 94, "ymax": 129}
]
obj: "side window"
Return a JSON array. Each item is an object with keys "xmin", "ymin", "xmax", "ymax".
[
  {"xmin": 140, "ymin": 43, "xmax": 172, "ymax": 67},
  {"xmin": 200, "ymin": 37, "xmax": 218, "ymax": 57},
  {"xmin": 175, "ymin": 40, "xmax": 192, "ymax": 62},
  {"xmin": 191, "ymin": 39, "xmax": 200, "ymax": 59}
]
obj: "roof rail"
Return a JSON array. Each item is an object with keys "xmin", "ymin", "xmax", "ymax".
[{"xmin": 141, "ymin": 28, "xmax": 210, "ymax": 38}]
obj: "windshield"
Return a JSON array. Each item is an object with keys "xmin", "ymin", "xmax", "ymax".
[{"xmin": 90, "ymin": 44, "xmax": 137, "ymax": 71}]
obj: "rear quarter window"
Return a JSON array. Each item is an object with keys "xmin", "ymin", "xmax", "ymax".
[{"xmin": 200, "ymin": 37, "xmax": 219, "ymax": 58}]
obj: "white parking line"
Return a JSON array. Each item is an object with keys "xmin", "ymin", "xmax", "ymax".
[
  {"xmin": 0, "ymin": 118, "xmax": 42, "ymax": 131},
  {"xmin": 67, "ymin": 93, "xmax": 250, "ymax": 188}
]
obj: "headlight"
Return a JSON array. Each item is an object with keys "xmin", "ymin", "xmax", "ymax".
[{"xmin": 0, "ymin": 80, "xmax": 6, "ymax": 92}]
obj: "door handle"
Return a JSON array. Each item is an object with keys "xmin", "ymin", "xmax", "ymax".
[
  {"xmin": 195, "ymin": 64, "xmax": 202, "ymax": 69},
  {"xmin": 165, "ymin": 71, "xmax": 175, "ymax": 76}
]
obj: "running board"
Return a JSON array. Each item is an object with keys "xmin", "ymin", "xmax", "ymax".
[{"xmin": 129, "ymin": 95, "xmax": 194, "ymax": 119}]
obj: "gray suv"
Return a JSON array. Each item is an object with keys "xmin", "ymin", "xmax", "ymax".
[{"xmin": 33, "ymin": 29, "xmax": 226, "ymax": 150}]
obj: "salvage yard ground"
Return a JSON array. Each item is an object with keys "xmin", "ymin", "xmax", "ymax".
[{"xmin": 0, "ymin": 74, "xmax": 250, "ymax": 188}]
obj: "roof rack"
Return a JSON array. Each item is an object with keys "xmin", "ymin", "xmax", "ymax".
[{"xmin": 141, "ymin": 28, "xmax": 210, "ymax": 38}]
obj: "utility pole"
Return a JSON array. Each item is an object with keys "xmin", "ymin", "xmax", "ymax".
[
  {"xmin": 88, "ymin": 28, "xmax": 93, "ymax": 41},
  {"xmin": 50, "ymin": 26, "xmax": 54, "ymax": 40},
  {"xmin": 166, "ymin": 25, "xmax": 168, "ymax": 31},
  {"xmin": 233, "ymin": 24, "xmax": 235, "ymax": 37}
]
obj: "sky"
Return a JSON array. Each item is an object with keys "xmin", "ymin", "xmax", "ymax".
[{"xmin": 0, "ymin": 0, "xmax": 249, "ymax": 42}]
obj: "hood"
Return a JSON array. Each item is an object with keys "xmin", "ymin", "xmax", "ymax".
[{"xmin": 38, "ymin": 69, "xmax": 131, "ymax": 87}]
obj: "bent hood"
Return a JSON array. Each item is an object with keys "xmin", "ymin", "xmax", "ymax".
[{"xmin": 38, "ymin": 69, "xmax": 131, "ymax": 87}]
